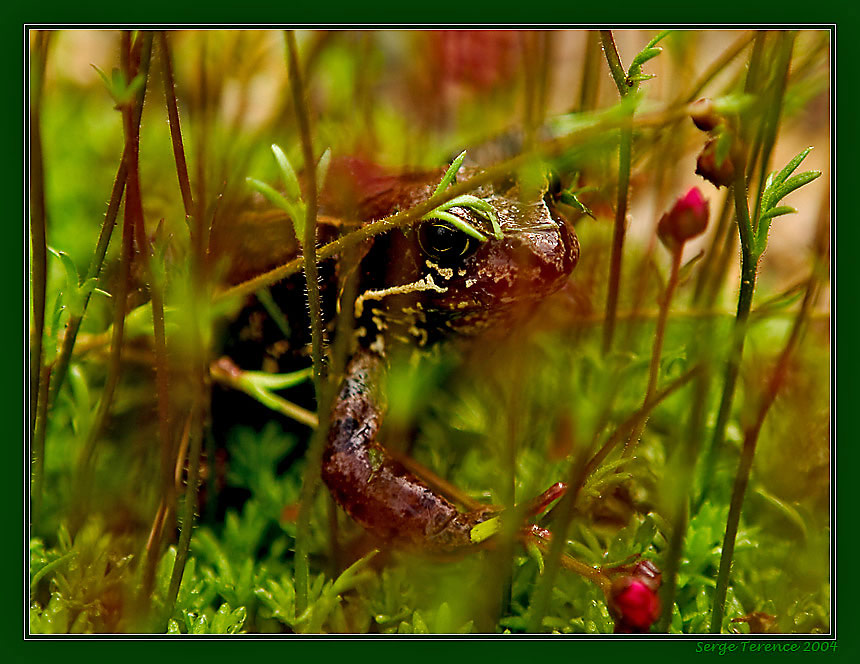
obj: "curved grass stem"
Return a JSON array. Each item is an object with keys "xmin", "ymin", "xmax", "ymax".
[{"xmin": 214, "ymin": 103, "xmax": 692, "ymax": 305}]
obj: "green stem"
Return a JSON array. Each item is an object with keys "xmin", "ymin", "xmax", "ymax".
[
  {"xmin": 710, "ymin": 184, "xmax": 826, "ymax": 633},
  {"xmin": 143, "ymin": 30, "xmax": 198, "ymax": 597},
  {"xmin": 656, "ymin": 363, "xmax": 710, "ymax": 632},
  {"xmin": 47, "ymin": 152, "xmax": 130, "ymax": 418},
  {"xmin": 135, "ymin": 225, "xmax": 172, "ymax": 596},
  {"xmin": 29, "ymin": 31, "xmax": 50, "ymax": 520},
  {"xmin": 697, "ymin": 32, "xmax": 795, "ymax": 511},
  {"xmin": 285, "ymin": 29, "xmax": 327, "ymax": 618},
  {"xmin": 711, "ymin": 272, "xmax": 818, "ymax": 632},
  {"xmin": 695, "ymin": 33, "xmax": 766, "ymax": 508},
  {"xmin": 31, "ymin": 367, "xmax": 50, "ymax": 523},
  {"xmin": 751, "ymin": 32, "xmax": 796, "ymax": 229},
  {"xmin": 599, "ymin": 30, "xmax": 635, "ymax": 355},
  {"xmin": 165, "ymin": 31, "xmax": 211, "ymax": 629},
  {"xmin": 599, "ymin": 30, "xmax": 628, "ymax": 95},
  {"xmin": 696, "ymin": 164, "xmax": 757, "ymax": 513}
]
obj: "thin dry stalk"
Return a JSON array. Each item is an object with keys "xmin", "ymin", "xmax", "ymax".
[
  {"xmin": 77, "ymin": 32, "xmax": 153, "ymax": 473},
  {"xmin": 599, "ymin": 30, "xmax": 634, "ymax": 355}
]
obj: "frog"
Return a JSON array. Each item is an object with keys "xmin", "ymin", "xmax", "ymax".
[
  {"xmin": 317, "ymin": 157, "xmax": 579, "ymax": 552},
  {"xmin": 213, "ymin": 154, "xmax": 579, "ymax": 552}
]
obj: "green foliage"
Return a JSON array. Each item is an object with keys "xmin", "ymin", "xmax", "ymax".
[
  {"xmin": 754, "ymin": 147, "xmax": 821, "ymax": 257},
  {"xmin": 46, "ymin": 247, "xmax": 107, "ymax": 319},
  {"xmin": 626, "ymin": 30, "xmax": 672, "ymax": 85},
  {"xmin": 246, "ymin": 144, "xmax": 332, "ymax": 239},
  {"xmin": 91, "ymin": 65, "xmax": 144, "ymax": 107},
  {"xmin": 558, "ymin": 173, "xmax": 598, "ymax": 219},
  {"xmin": 256, "ymin": 550, "xmax": 377, "ymax": 633},
  {"xmin": 30, "ymin": 520, "xmax": 135, "ymax": 633},
  {"xmin": 167, "ymin": 603, "xmax": 247, "ymax": 635},
  {"xmin": 423, "ymin": 150, "xmax": 503, "ymax": 240}
]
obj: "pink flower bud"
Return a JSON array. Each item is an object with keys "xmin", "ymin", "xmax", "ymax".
[
  {"xmin": 610, "ymin": 577, "xmax": 661, "ymax": 633},
  {"xmin": 657, "ymin": 187, "xmax": 710, "ymax": 251}
]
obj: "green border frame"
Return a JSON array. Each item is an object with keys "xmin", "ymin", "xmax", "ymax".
[{"xmin": 8, "ymin": 2, "xmax": 853, "ymax": 662}]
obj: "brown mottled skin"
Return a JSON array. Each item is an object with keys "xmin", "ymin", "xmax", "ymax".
[
  {"xmin": 322, "ymin": 349, "xmax": 498, "ymax": 550},
  {"xmin": 316, "ymin": 157, "xmax": 580, "ymax": 552}
]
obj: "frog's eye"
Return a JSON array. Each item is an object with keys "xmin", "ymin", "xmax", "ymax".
[{"xmin": 417, "ymin": 221, "xmax": 480, "ymax": 264}]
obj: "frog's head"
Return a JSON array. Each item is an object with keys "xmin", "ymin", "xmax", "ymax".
[{"xmin": 354, "ymin": 182, "xmax": 579, "ymax": 349}]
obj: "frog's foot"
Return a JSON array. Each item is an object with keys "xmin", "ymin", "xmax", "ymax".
[
  {"xmin": 425, "ymin": 507, "xmax": 500, "ymax": 551},
  {"xmin": 521, "ymin": 482, "xmax": 567, "ymax": 517},
  {"xmin": 462, "ymin": 483, "xmax": 568, "ymax": 546}
]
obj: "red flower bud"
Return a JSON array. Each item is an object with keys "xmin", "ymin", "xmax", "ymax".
[
  {"xmin": 690, "ymin": 98, "xmax": 721, "ymax": 132},
  {"xmin": 610, "ymin": 576, "xmax": 661, "ymax": 633},
  {"xmin": 657, "ymin": 187, "xmax": 710, "ymax": 251},
  {"xmin": 696, "ymin": 138, "xmax": 735, "ymax": 189}
]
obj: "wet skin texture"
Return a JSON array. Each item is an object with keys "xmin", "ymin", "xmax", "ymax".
[{"xmin": 316, "ymin": 158, "xmax": 580, "ymax": 552}]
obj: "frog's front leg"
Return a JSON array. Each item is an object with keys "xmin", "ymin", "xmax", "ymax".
[{"xmin": 322, "ymin": 348, "xmax": 497, "ymax": 552}]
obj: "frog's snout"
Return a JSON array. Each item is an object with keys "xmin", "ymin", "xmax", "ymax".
[
  {"xmin": 489, "ymin": 211, "xmax": 578, "ymax": 303},
  {"xmin": 419, "ymin": 206, "xmax": 578, "ymax": 337}
]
